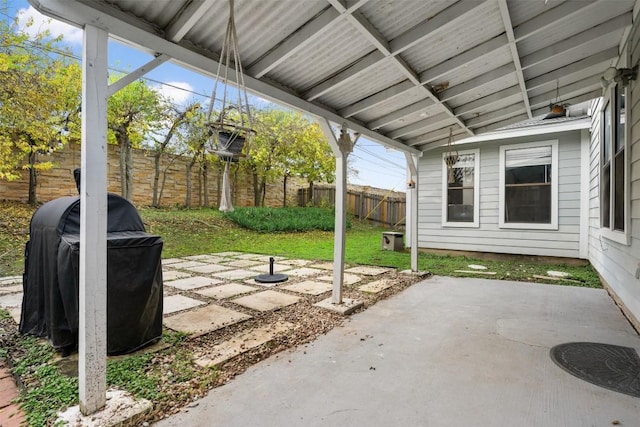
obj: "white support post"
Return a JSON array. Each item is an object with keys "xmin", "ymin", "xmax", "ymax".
[
  {"xmin": 333, "ymin": 151, "xmax": 348, "ymax": 303},
  {"xmin": 79, "ymin": 24, "xmax": 109, "ymax": 416},
  {"xmin": 405, "ymin": 153, "xmax": 419, "ymax": 272},
  {"xmin": 319, "ymin": 119, "xmax": 357, "ymax": 305}
]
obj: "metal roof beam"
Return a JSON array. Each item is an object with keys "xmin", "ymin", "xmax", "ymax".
[
  {"xmin": 467, "ymin": 113, "xmax": 530, "ymax": 135},
  {"xmin": 439, "ymin": 63, "xmax": 516, "ymax": 102},
  {"xmin": 514, "ymin": 0, "xmax": 598, "ymax": 41},
  {"xmin": 387, "ymin": 113, "xmax": 450, "ymax": 139},
  {"xmin": 528, "ymin": 75, "xmax": 602, "ymax": 108},
  {"xmin": 520, "ymin": 13, "xmax": 632, "ymax": 69},
  {"xmin": 339, "ymin": 80, "xmax": 415, "ymax": 117},
  {"xmin": 531, "ymin": 89, "xmax": 603, "ymax": 117},
  {"xmin": 389, "ymin": 1, "xmax": 483, "ymax": 55},
  {"xmin": 419, "ymin": 34, "xmax": 508, "ymax": 83},
  {"xmin": 453, "ymin": 85, "xmax": 522, "ymax": 116},
  {"xmin": 525, "ymin": 47, "xmax": 618, "ymax": 91},
  {"xmin": 415, "ymin": 130, "xmax": 469, "ymax": 151},
  {"xmin": 246, "ymin": 7, "xmax": 340, "ymax": 78},
  {"xmin": 367, "ymin": 99, "xmax": 434, "ymax": 130},
  {"xmin": 305, "ymin": 51, "xmax": 385, "ymax": 101},
  {"xmin": 466, "ymin": 104, "xmax": 528, "ymax": 128},
  {"xmin": 165, "ymin": 0, "xmax": 216, "ymax": 42},
  {"xmin": 498, "ymin": 0, "xmax": 532, "ymax": 119}
]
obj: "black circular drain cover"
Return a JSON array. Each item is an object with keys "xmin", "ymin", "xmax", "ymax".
[
  {"xmin": 550, "ymin": 342, "xmax": 640, "ymax": 398},
  {"xmin": 255, "ymin": 273, "xmax": 288, "ymax": 283}
]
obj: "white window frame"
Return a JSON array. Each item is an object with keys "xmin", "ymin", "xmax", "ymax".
[
  {"xmin": 499, "ymin": 140, "xmax": 558, "ymax": 230},
  {"xmin": 600, "ymin": 82, "xmax": 630, "ymax": 245},
  {"xmin": 442, "ymin": 148, "xmax": 480, "ymax": 228}
]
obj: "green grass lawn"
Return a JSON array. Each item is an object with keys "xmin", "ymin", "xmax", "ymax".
[{"xmin": 0, "ymin": 202, "xmax": 601, "ymax": 287}]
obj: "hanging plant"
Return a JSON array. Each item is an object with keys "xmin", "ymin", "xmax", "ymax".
[
  {"xmin": 203, "ymin": 0, "xmax": 256, "ymax": 211},
  {"xmin": 443, "ymin": 128, "xmax": 459, "ymax": 184},
  {"xmin": 204, "ymin": 0, "xmax": 255, "ymax": 164}
]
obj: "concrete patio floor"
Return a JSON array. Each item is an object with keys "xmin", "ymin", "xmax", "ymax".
[{"xmin": 156, "ymin": 276, "xmax": 640, "ymax": 427}]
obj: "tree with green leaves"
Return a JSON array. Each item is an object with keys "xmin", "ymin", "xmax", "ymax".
[
  {"xmin": 149, "ymin": 102, "xmax": 200, "ymax": 207},
  {"xmin": 0, "ymin": 16, "xmax": 81, "ymax": 204},
  {"xmin": 245, "ymin": 109, "xmax": 334, "ymax": 207},
  {"xmin": 107, "ymin": 75, "xmax": 167, "ymax": 201}
]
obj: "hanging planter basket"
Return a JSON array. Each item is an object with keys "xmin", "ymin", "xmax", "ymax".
[
  {"xmin": 204, "ymin": 0, "xmax": 256, "ymax": 164},
  {"xmin": 443, "ymin": 129, "xmax": 459, "ymax": 184}
]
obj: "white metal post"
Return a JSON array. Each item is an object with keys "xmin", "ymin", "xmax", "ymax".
[
  {"xmin": 79, "ymin": 24, "xmax": 108, "ymax": 415},
  {"xmin": 405, "ymin": 153, "xmax": 419, "ymax": 272},
  {"xmin": 319, "ymin": 120, "xmax": 356, "ymax": 304}
]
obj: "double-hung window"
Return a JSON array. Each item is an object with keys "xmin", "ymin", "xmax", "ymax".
[
  {"xmin": 442, "ymin": 149, "xmax": 479, "ymax": 227},
  {"xmin": 499, "ymin": 141, "xmax": 558, "ymax": 229},
  {"xmin": 601, "ymin": 82, "xmax": 629, "ymax": 244}
]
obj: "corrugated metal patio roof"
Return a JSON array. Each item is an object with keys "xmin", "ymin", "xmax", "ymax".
[{"xmin": 29, "ymin": 0, "xmax": 636, "ymax": 154}]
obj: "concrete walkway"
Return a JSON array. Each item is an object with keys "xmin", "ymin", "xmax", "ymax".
[{"xmin": 156, "ymin": 276, "xmax": 640, "ymax": 427}]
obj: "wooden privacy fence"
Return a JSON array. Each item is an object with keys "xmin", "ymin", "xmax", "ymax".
[{"xmin": 298, "ymin": 185, "xmax": 406, "ymax": 228}]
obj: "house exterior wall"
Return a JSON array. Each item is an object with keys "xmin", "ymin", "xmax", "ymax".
[
  {"xmin": 417, "ymin": 131, "xmax": 583, "ymax": 258},
  {"xmin": 587, "ymin": 14, "xmax": 640, "ymax": 326}
]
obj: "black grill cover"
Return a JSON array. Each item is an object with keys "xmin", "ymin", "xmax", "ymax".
[{"xmin": 19, "ymin": 194, "xmax": 163, "ymax": 355}]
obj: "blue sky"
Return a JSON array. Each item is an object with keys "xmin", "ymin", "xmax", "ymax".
[{"xmin": 4, "ymin": 0, "xmax": 409, "ymax": 192}]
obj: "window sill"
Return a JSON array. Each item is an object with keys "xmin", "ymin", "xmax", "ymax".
[
  {"xmin": 498, "ymin": 222, "xmax": 558, "ymax": 230},
  {"xmin": 601, "ymin": 228, "xmax": 630, "ymax": 245},
  {"xmin": 442, "ymin": 221, "xmax": 479, "ymax": 228}
]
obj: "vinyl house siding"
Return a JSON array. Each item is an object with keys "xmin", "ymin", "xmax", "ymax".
[
  {"xmin": 587, "ymin": 17, "xmax": 640, "ymax": 325},
  {"xmin": 418, "ymin": 131, "xmax": 584, "ymax": 258}
]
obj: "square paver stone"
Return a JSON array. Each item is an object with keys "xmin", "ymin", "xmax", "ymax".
[
  {"xmin": 251, "ymin": 255, "xmax": 286, "ymax": 263},
  {"xmin": 0, "ymin": 285, "xmax": 23, "ymax": 295},
  {"xmin": 0, "ymin": 292, "xmax": 22, "ymax": 322},
  {"xmin": 284, "ymin": 267, "xmax": 323, "ymax": 277},
  {"xmin": 162, "ymin": 270, "xmax": 191, "ymax": 281},
  {"xmin": 310, "ymin": 262, "xmax": 336, "ymax": 270},
  {"xmin": 183, "ymin": 264, "xmax": 233, "ymax": 274},
  {"xmin": 226, "ymin": 259, "xmax": 263, "ymax": 268},
  {"xmin": 233, "ymin": 253, "xmax": 264, "ymax": 260},
  {"xmin": 317, "ymin": 273, "xmax": 362, "ymax": 285},
  {"xmin": 162, "ymin": 258, "xmax": 185, "ymax": 265},
  {"xmin": 249, "ymin": 263, "xmax": 292, "ymax": 273},
  {"xmin": 194, "ymin": 283, "xmax": 257, "ymax": 300},
  {"xmin": 279, "ymin": 259, "xmax": 312, "ymax": 267},
  {"xmin": 213, "ymin": 269, "xmax": 260, "ymax": 281},
  {"xmin": 165, "ymin": 276, "xmax": 223, "ymax": 291},
  {"xmin": 243, "ymin": 278, "xmax": 280, "ymax": 288},
  {"xmin": 0, "ymin": 276, "xmax": 22, "ymax": 285},
  {"xmin": 210, "ymin": 251, "xmax": 244, "ymax": 257},
  {"xmin": 169, "ymin": 260, "xmax": 209, "ymax": 270},
  {"xmin": 164, "ymin": 304, "xmax": 252, "ymax": 335},
  {"xmin": 282, "ymin": 280, "xmax": 331, "ymax": 296},
  {"xmin": 163, "ymin": 295, "xmax": 206, "ymax": 315},
  {"xmin": 345, "ymin": 266, "xmax": 393, "ymax": 276},
  {"xmin": 232, "ymin": 290, "xmax": 301, "ymax": 312},
  {"xmin": 358, "ymin": 279, "xmax": 394, "ymax": 294},
  {"xmin": 182, "ymin": 255, "xmax": 224, "ymax": 263},
  {"xmin": 195, "ymin": 321, "xmax": 294, "ymax": 367}
]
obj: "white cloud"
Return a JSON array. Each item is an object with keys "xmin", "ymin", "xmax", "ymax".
[
  {"xmin": 17, "ymin": 6, "xmax": 83, "ymax": 45},
  {"xmin": 154, "ymin": 81, "xmax": 195, "ymax": 105}
]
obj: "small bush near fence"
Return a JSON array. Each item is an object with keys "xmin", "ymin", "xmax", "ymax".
[{"xmin": 222, "ymin": 207, "xmax": 351, "ymax": 232}]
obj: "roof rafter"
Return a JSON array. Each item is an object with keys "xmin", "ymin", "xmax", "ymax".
[
  {"xmin": 439, "ymin": 63, "xmax": 516, "ymax": 102},
  {"xmin": 525, "ymin": 47, "xmax": 618, "ymax": 91},
  {"xmin": 165, "ymin": 0, "xmax": 216, "ymax": 42},
  {"xmin": 497, "ymin": 0, "xmax": 532, "ymax": 119},
  {"xmin": 520, "ymin": 13, "xmax": 632, "ymax": 70},
  {"xmin": 367, "ymin": 99, "xmax": 434, "ymax": 130},
  {"xmin": 246, "ymin": 7, "xmax": 341, "ymax": 78},
  {"xmin": 387, "ymin": 113, "xmax": 450, "ymax": 139},
  {"xmin": 514, "ymin": 0, "xmax": 598, "ymax": 41}
]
